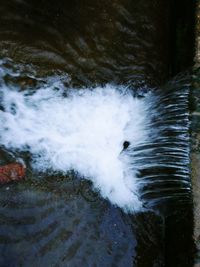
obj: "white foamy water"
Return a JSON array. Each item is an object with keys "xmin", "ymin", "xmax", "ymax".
[{"xmin": 0, "ymin": 76, "xmax": 149, "ymax": 212}]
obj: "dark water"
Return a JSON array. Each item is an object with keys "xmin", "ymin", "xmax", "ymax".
[
  {"xmin": 0, "ymin": 0, "xmax": 170, "ymax": 87},
  {"xmin": 0, "ymin": 1, "xmax": 195, "ymax": 266}
]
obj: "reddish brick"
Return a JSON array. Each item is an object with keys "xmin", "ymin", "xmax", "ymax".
[{"xmin": 0, "ymin": 163, "xmax": 25, "ymax": 184}]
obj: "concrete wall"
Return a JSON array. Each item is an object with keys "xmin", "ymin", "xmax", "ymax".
[{"xmin": 192, "ymin": 1, "xmax": 200, "ymax": 266}]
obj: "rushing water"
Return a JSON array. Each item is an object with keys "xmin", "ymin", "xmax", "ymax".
[
  {"xmin": 0, "ymin": 63, "xmax": 148, "ymax": 212},
  {"xmin": 0, "ymin": 1, "xmax": 194, "ymax": 267}
]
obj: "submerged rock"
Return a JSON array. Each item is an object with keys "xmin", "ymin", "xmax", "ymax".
[{"xmin": 0, "ymin": 163, "xmax": 25, "ymax": 183}]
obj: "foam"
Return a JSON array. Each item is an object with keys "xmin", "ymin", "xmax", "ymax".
[{"xmin": 0, "ymin": 76, "xmax": 148, "ymax": 212}]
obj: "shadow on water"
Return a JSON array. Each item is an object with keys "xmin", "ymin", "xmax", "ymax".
[
  {"xmin": 0, "ymin": 0, "xmax": 171, "ymax": 88},
  {"xmin": 0, "ymin": 0, "xmax": 196, "ymax": 266}
]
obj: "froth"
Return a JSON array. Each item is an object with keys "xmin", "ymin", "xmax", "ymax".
[{"xmin": 0, "ymin": 78, "xmax": 148, "ymax": 212}]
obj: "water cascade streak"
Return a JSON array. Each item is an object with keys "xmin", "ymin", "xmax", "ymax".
[{"xmin": 133, "ymin": 74, "xmax": 191, "ymax": 212}]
